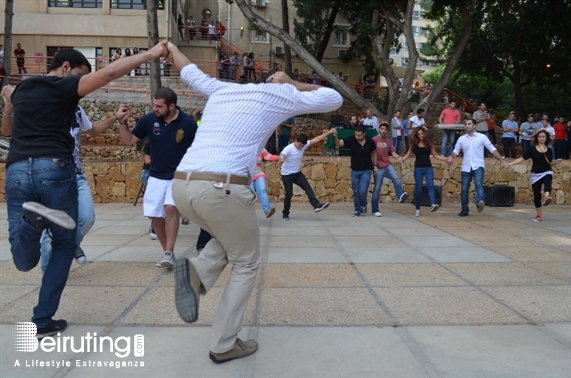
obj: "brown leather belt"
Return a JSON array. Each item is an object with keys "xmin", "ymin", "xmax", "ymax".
[{"xmin": 174, "ymin": 171, "xmax": 249, "ymax": 186}]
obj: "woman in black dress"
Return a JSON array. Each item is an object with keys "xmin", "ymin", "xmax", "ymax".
[{"xmin": 505, "ymin": 129, "xmax": 561, "ymax": 221}]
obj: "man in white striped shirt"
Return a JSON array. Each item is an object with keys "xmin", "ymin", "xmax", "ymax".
[{"xmin": 166, "ymin": 42, "xmax": 343, "ymax": 363}]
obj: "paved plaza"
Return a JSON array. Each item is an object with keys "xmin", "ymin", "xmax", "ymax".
[{"xmin": 0, "ymin": 201, "xmax": 570, "ymax": 377}]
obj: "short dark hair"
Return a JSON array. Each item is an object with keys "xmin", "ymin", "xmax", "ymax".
[
  {"xmin": 49, "ymin": 48, "xmax": 91, "ymax": 73},
  {"xmin": 354, "ymin": 125, "xmax": 366, "ymax": 134},
  {"xmin": 417, "ymin": 108, "xmax": 425, "ymax": 115},
  {"xmin": 154, "ymin": 87, "xmax": 177, "ymax": 106},
  {"xmin": 449, "ymin": 100, "xmax": 456, "ymax": 104},
  {"xmin": 297, "ymin": 133, "xmax": 308, "ymax": 144}
]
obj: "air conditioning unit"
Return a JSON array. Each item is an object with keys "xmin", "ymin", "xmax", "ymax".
[
  {"xmin": 255, "ymin": 0, "xmax": 266, "ymax": 7},
  {"xmin": 337, "ymin": 49, "xmax": 347, "ymax": 58},
  {"xmin": 275, "ymin": 46, "xmax": 284, "ymax": 55}
]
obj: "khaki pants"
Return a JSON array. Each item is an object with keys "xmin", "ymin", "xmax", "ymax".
[{"xmin": 172, "ymin": 178, "xmax": 260, "ymax": 353}]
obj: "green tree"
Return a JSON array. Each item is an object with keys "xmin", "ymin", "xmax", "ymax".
[{"xmin": 427, "ymin": 0, "xmax": 571, "ymax": 117}]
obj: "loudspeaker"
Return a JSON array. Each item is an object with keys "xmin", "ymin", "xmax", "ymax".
[
  {"xmin": 484, "ymin": 185, "xmax": 515, "ymax": 207},
  {"xmin": 420, "ymin": 185, "xmax": 442, "ymax": 207}
]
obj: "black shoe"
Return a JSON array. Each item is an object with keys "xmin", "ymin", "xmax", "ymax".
[
  {"xmin": 174, "ymin": 258, "xmax": 200, "ymax": 323},
  {"xmin": 314, "ymin": 202, "xmax": 330, "ymax": 212},
  {"xmin": 36, "ymin": 319, "xmax": 67, "ymax": 339},
  {"xmin": 283, "ymin": 214, "xmax": 290, "ymax": 220},
  {"xmin": 457, "ymin": 212, "xmax": 469, "ymax": 218},
  {"xmin": 22, "ymin": 202, "xmax": 76, "ymax": 230},
  {"xmin": 74, "ymin": 246, "xmax": 87, "ymax": 264}
]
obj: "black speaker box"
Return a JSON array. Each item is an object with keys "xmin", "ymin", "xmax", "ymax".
[
  {"xmin": 420, "ymin": 185, "xmax": 442, "ymax": 207},
  {"xmin": 484, "ymin": 185, "xmax": 515, "ymax": 207}
]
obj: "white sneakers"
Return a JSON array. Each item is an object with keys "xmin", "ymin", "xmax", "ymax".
[{"xmin": 373, "ymin": 212, "xmax": 382, "ymax": 217}]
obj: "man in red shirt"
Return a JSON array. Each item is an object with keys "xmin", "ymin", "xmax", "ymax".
[
  {"xmin": 14, "ymin": 43, "xmax": 27, "ymax": 74},
  {"xmin": 553, "ymin": 116, "xmax": 567, "ymax": 159},
  {"xmin": 370, "ymin": 122, "xmax": 408, "ymax": 217},
  {"xmin": 438, "ymin": 100, "xmax": 461, "ymax": 156}
]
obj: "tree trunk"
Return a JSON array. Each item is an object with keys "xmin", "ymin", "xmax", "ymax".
[
  {"xmin": 2, "ymin": 0, "xmax": 14, "ymax": 89},
  {"xmin": 511, "ymin": 55, "xmax": 526, "ymax": 118},
  {"xmin": 233, "ymin": 0, "xmax": 380, "ymax": 116},
  {"xmin": 315, "ymin": 7, "xmax": 339, "ymax": 63},
  {"xmin": 146, "ymin": 0, "xmax": 161, "ymax": 99},
  {"xmin": 416, "ymin": 3, "xmax": 473, "ymax": 115},
  {"xmin": 281, "ymin": 0, "xmax": 293, "ymax": 77}
]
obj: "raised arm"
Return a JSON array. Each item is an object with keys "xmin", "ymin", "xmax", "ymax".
[
  {"xmin": 1, "ymin": 85, "xmax": 15, "ymax": 136},
  {"xmin": 77, "ymin": 41, "xmax": 167, "ymax": 96},
  {"xmin": 87, "ymin": 104, "xmax": 130, "ymax": 136},
  {"xmin": 332, "ymin": 129, "xmax": 344, "ymax": 148},
  {"xmin": 309, "ymin": 128, "xmax": 335, "ymax": 145}
]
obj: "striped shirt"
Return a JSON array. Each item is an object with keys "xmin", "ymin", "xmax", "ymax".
[{"xmin": 176, "ymin": 64, "xmax": 343, "ymax": 178}]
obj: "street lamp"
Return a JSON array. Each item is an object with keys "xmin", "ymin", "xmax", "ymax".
[{"xmin": 240, "ymin": 26, "xmax": 244, "ymax": 37}]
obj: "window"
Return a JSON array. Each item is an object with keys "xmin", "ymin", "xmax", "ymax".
[
  {"xmin": 412, "ymin": 27, "xmax": 419, "ymax": 37},
  {"xmin": 110, "ymin": 0, "xmax": 163, "ymax": 10},
  {"xmin": 49, "ymin": 0, "xmax": 102, "ymax": 7},
  {"xmin": 412, "ymin": 10, "xmax": 420, "ymax": 20},
  {"xmin": 401, "ymin": 57, "xmax": 410, "ymax": 67},
  {"xmin": 402, "ymin": 41, "xmax": 408, "ymax": 52},
  {"xmin": 334, "ymin": 28, "xmax": 349, "ymax": 46},
  {"xmin": 390, "ymin": 48, "xmax": 397, "ymax": 55},
  {"xmin": 420, "ymin": 27, "xmax": 430, "ymax": 37},
  {"xmin": 253, "ymin": 29, "xmax": 268, "ymax": 42}
]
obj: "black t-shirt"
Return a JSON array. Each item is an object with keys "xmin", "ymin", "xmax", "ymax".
[
  {"xmin": 7, "ymin": 75, "xmax": 82, "ymax": 168},
  {"xmin": 131, "ymin": 108, "xmax": 198, "ymax": 180},
  {"xmin": 342, "ymin": 136, "xmax": 376, "ymax": 171},
  {"xmin": 414, "ymin": 145, "xmax": 433, "ymax": 168},
  {"xmin": 524, "ymin": 145, "xmax": 552, "ymax": 173}
]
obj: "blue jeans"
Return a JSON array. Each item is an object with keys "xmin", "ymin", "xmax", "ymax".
[
  {"xmin": 392, "ymin": 137, "xmax": 402, "ymax": 156},
  {"xmin": 461, "ymin": 167, "xmax": 485, "ymax": 214},
  {"xmin": 371, "ymin": 165, "xmax": 405, "ymax": 213},
  {"xmin": 5, "ymin": 157, "xmax": 78, "ymax": 328},
  {"xmin": 40, "ymin": 175, "xmax": 95, "ymax": 274},
  {"xmin": 440, "ymin": 129, "xmax": 455, "ymax": 157},
  {"xmin": 521, "ymin": 139, "xmax": 532, "ymax": 157},
  {"xmin": 414, "ymin": 167, "xmax": 435, "ymax": 209},
  {"xmin": 351, "ymin": 170, "xmax": 372, "ymax": 212},
  {"xmin": 251, "ymin": 176, "xmax": 271, "ymax": 213},
  {"xmin": 278, "ymin": 134, "xmax": 290, "ymax": 154}
]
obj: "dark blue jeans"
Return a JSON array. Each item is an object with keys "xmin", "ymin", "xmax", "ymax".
[
  {"xmin": 278, "ymin": 134, "xmax": 290, "ymax": 154},
  {"xmin": 282, "ymin": 171, "xmax": 319, "ymax": 216},
  {"xmin": 372, "ymin": 165, "xmax": 405, "ymax": 213},
  {"xmin": 5, "ymin": 157, "xmax": 78, "ymax": 328},
  {"xmin": 521, "ymin": 139, "xmax": 532, "ymax": 157},
  {"xmin": 461, "ymin": 167, "xmax": 485, "ymax": 214},
  {"xmin": 414, "ymin": 167, "xmax": 435, "ymax": 209},
  {"xmin": 351, "ymin": 170, "xmax": 372, "ymax": 212}
]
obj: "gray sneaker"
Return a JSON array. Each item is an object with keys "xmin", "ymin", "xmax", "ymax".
[
  {"xmin": 156, "ymin": 251, "xmax": 175, "ymax": 268},
  {"xmin": 74, "ymin": 246, "xmax": 87, "ymax": 264},
  {"xmin": 477, "ymin": 200, "xmax": 485, "ymax": 212},
  {"xmin": 22, "ymin": 202, "xmax": 76, "ymax": 230}
]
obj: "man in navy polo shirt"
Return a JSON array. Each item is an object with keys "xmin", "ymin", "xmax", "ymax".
[
  {"xmin": 119, "ymin": 87, "xmax": 200, "ymax": 268},
  {"xmin": 333, "ymin": 125, "xmax": 377, "ymax": 216}
]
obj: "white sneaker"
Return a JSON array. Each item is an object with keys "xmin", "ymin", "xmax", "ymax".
[
  {"xmin": 415, "ymin": 210, "xmax": 420, "ymax": 217},
  {"xmin": 373, "ymin": 212, "xmax": 382, "ymax": 217},
  {"xmin": 430, "ymin": 204, "xmax": 439, "ymax": 212},
  {"xmin": 156, "ymin": 251, "xmax": 175, "ymax": 268},
  {"xmin": 149, "ymin": 229, "xmax": 158, "ymax": 240}
]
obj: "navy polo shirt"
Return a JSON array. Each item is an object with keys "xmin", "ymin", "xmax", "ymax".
[{"xmin": 132, "ymin": 108, "xmax": 198, "ymax": 180}]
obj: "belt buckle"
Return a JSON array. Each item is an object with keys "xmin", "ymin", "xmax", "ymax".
[{"xmin": 212, "ymin": 181, "xmax": 224, "ymax": 188}]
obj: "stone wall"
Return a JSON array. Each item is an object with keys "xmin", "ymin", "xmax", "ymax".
[{"xmin": 1, "ymin": 158, "xmax": 568, "ymax": 205}]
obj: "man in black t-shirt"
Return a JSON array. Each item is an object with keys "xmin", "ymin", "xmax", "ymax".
[
  {"xmin": 1, "ymin": 43, "xmax": 168, "ymax": 339},
  {"xmin": 333, "ymin": 125, "xmax": 377, "ymax": 217},
  {"xmin": 118, "ymin": 87, "xmax": 208, "ymax": 268}
]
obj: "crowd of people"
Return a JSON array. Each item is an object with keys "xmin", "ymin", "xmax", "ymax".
[{"xmin": 1, "ymin": 41, "xmax": 565, "ymax": 367}]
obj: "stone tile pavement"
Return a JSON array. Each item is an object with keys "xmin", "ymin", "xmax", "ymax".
[{"xmin": 0, "ymin": 201, "xmax": 570, "ymax": 377}]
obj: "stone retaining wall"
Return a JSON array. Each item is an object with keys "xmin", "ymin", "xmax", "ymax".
[{"xmin": 1, "ymin": 158, "xmax": 568, "ymax": 205}]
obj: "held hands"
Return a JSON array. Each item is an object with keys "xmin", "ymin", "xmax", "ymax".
[
  {"xmin": 266, "ymin": 71, "xmax": 293, "ymax": 85},
  {"xmin": 148, "ymin": 40, "xmax": 170, "ymax": 60},
  {"xmin": 445, "ymin": 156, "xmax": 453, "ymax": 166},
  {"xmin": 1, "ymin": 85, "xmax": 14, "ymax": 107},
  {"xmin": 115, "ymin": 103, "xmax": 131, "ymax": 125},
  {"xmin": 501, "ymin": 162, "xmax": 510, "ymax": 169}
]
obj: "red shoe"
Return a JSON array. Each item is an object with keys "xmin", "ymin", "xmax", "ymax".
[{"xmin": 532, "ymin": 215, "xmax": 543, "ymax": 222}]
